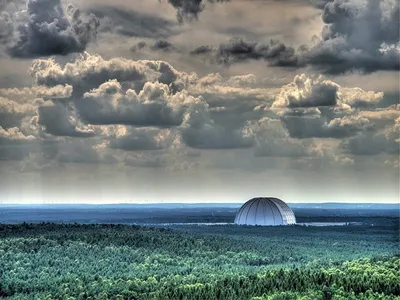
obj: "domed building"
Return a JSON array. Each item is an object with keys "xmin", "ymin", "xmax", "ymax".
[{"xmin": 234, "ymin": 197, "xmax": 296, "ymax": 226}]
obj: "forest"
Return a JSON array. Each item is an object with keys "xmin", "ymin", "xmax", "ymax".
[{"xmin": 0, "ymin": 220, "xmax": 399, "ymax": 300}]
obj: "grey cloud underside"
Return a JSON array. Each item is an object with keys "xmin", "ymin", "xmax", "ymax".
[
  {"xmin": 38, "ymin": 102, "xmax": 95, "ymax": 138},
  {"xmin": 108, "ymin": 130, "xmax": 164, "ymax": 151},
  {"xmin": 2, "ymin": 0, "xmax": 99, "ymax": 58},
  {"xmin": 340, "ymin": 118, "xmax": 399, "ymax": 156},
  {"xmin": 281, "ymin": 115, "xmax": 375, "ymax": 139},
  {"xmin": 191, "ymin": 0, "xmax": 400, "ymax": 74},
  {"xmin": 0, "ymin": 129, "xmax": 57, "ymax": 161},
  {"xmin": 0, "ymin": 99, "xmax": 33, "ymax": 129},
  {"xmin": 181, "ymin": 123, "xmax": 253, "ymax": 149}
]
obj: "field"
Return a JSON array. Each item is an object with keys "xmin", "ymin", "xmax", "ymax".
[{"xmin": 0, "ymin": 204, "xmax": 399, "ymax": 299}]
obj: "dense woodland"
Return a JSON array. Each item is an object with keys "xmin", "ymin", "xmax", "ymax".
[{"xmin": 0, "ymin": 222, "xmax": 399, "ymax": 299}]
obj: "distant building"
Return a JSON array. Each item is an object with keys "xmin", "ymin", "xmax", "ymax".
[{"xmin": 234, "ymin": 197, "xmax": 296, "ymax": 226}]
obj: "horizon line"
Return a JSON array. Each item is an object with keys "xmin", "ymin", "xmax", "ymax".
[{"xmin": 0, "ymin": 202, "xmax": 399, "ymax": 206}]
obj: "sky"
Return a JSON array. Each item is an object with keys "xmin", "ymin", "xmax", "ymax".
[{"xmin": 0, "ymin": 0, "xmax": 399, "ymax": 204}]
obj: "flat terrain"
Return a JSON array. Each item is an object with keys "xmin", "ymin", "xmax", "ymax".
[
  {"xmin": 0, "ymin": 203, "xmax": 398, "ymax": 224},
  {"xmin": 0, "ymin": 204, "xmax": 399, "ymax": 299}
]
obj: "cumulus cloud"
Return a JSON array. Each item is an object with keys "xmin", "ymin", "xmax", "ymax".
[
  {"xmin": 0, "ymin": 85, "xmax": 73, "ymax": 102},
  {"xmin": 0, "ymin": 96, "xmax": 38, "ymax": 129},
  {"xmin": 26, "ymin": 54, "xmax": 266, "ymax": 151},
  {"xmin": 340, "ymin": 88, "xmax": 384, "ymax": 108},
  {"xmin": 188, "ymin": 73, "xmax": 277, "ymax": 118},
  {"xmin": 281, "ymin": 111, "xmax": 394, "ymax": 140},
  {"xmin": 0, "ymin": 46, "xmax": 395, "ymax": 172},
  {"xmin": 0, "ymin": 126, "xmax": 35, "ymax": 141},
  {"xmin": 3, "ymin": 0, "xmax": 99, "ymax": 58},
  {"xmin": 81, "ymin": 79, "xmax": 202, "ymax": 126},
  {"xmin": 270, "ymin": 74, "xmax": 382, "ymax": 114},
  {"xmin": 272, "ymin": 74, "xmax": 339, "ymax": 109},
  {"xmin": 29, "ymin": 53, "xmax": 196, "ymax": 95},
  {"xmin": 0, "ymin": 84, "xmax": 71, "ymax": 98},
  {"xmin": 322, "ymin": 115, "xmax": 374, "ymax": 138},
  {"xmin": 359, "ymin": 105, "xmax": 400, "ymax": 127},
  {"xmin": 268, "ymin": 74, "xmax": 384, "ymax": 138},
  {"xmin": 0, "ymin": 83, "xmax": 74, "ymax": 136}
]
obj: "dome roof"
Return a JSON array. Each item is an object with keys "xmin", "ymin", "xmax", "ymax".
[{"xmin": 234, "ymin": 197, "xmax": 296, "ymax": 226}]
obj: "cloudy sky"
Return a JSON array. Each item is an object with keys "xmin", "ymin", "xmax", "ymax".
[{"xmin": 0, "ymin": 0, "xmax": 399, "ymax": 204}]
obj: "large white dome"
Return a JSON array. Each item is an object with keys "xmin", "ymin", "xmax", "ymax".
[{"xmin": 234, "ymin": 197, "xmax": 296, "ymax": 226}]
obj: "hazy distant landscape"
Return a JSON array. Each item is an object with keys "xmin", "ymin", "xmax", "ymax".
[{"xmin": 1, "ymin": 203, "xmax": 398, "ymax": 225}]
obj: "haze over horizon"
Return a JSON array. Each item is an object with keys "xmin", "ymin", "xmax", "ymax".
[{"xmin": 0, "ymin": 0, "xmax": 399, "ymax": 204}]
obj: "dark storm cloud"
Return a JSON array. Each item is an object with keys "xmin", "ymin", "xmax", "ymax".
[
  {"xmin": 132, "ymin": 40, "xmax": 177, "ymax": 53},
  {"xmin": 150, "ymin": 40, "xmax": 176, "ymax": 52},
  {"xmin": 191, "ymin": 38, "xmax": 302, "ymax": 68},
  {"xmin": 192, "ymin": 0, "xmax": 400, "ymax": 74},
  {"xmin": 190, "ymin": 45, "xmax": 213, "ymax": 55},
  {"xmin": 302, "ymin": 0, "xmax": 400, "ymax": 74},
  {"xmin": 38, "ymin": 102, "xmax": 95, "ymax": 138},
  {"xmin": 164, "ymin": 0, "xmax": 230, "ymax": 23},
  {"xmin": 6, "ymin": 0, "xmax": 99, "ymax": 58},
  {"xmin": 90, "ymin": 6, "xmax": 176, "ymax": 38}
]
